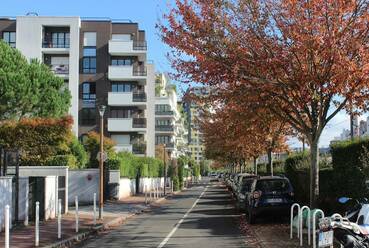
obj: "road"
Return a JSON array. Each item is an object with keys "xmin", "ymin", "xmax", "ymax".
[{"xmin": 78, "ymin": 179, "xmax": 246, "ymax": 248}]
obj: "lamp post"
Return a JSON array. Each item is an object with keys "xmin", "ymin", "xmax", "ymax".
[
  {"xmin": 163, "ymin": 144, "xmax": 167, "ymax": 195},
  {"xmin": 98, "ymin": 105, "xmax": 106, "ymax": 220}
]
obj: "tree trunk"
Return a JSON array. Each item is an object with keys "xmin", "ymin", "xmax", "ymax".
[
  {"xmin": 309, "ymin": 140, "xmax": 320, "ymax": 208},
  {"xmin": 267, "ymin": 149, "xmax": 273, "ymax": 176},
  {"xmin": 302, "ymin": 137, "xmax": 305, "ymax": 152},
  {"xmin": 253, "ymin": 157, "xmax": 258, "ymax": 175}
]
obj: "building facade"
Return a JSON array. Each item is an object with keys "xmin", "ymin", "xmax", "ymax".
[
  {"xmin": 154, "ymin": 74, "xmax": 188, "ymax": 159},
  {"xmin": 0, "ymin": 16, "xmax": 155, "ymax": 157},
  {"xmin": 184, "ymin": 87, "xmax": 209, "ymax": 164}
]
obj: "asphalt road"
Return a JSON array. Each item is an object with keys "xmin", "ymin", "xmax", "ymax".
[{"xmin": 78, "ymin": 179, "xmax": 245, "ymax": 248}]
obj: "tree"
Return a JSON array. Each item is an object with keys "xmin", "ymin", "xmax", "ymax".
[
  {"xmin": 159, "ymin": 0, "xmax": 369, "ymax": 207},
  {"xmin": 83, "ymin": 131, "xmax": 116, "ymax": 168},
  {"xmin": 0, "ymin": 40, "xmax": 71, "ymax": 120}
]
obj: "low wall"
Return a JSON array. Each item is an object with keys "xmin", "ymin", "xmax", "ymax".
[
  {"xmin": 68, "ymin": 169, "xmax": 99, "ymax": 205},
  {"xmin": 118, "ymin": 178, "xmax": 136, "ymax": 199},
  {"xmin": 0, "ymin": 177, "xmax": 12, "ymax": 232},
  {"xmin": 139, "ymin": 177, "xmax": 164, "ymax": 193}
]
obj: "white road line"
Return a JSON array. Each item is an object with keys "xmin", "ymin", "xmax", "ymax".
[{"xmin": 156, "ymin": 186, "xmax": 208, "ymax": 248}]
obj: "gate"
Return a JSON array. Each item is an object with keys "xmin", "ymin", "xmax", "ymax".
[{"xmin": 28, "ymin": 177, "xmax": 45, "ymax": 221}]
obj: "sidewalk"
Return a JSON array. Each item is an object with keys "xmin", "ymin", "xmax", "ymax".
[{"xmin": 0, "ymin": 194, "xmax": 166, "ymax": 248}]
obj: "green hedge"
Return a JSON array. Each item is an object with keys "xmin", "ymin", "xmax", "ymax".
[
  {"xmin": 107, "ymin": 152, "xmax": 164, "ymax": 179},
  {"xmin": 331, "ymin": 139, "xmax": 369, "ymax": 199},
  {"xmin": 257, "ymin": 160, "xmax": 285, "ymax": 175}
]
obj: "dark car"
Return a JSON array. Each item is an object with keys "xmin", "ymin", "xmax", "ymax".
[
  {"xmin": 246, "ymin": 176, "xmax": 294, "ymax": 224},
  {"xmin": 236, "ymin": 178, "xmax": 255, "ymax": 211}
]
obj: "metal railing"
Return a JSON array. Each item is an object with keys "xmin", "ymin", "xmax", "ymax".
[
  {"xmin": 132, "ymin": 92, "xmax": 147, "ymax": 102},
  {"xmin": 155, "ymin": 125, "xmax": 174, "ymax": 132},
  {"xmin": 42, "ymin": 38, "xmax": 70, "ymax": 48},
  {"xmin": 132, "ymin": 143, "xmax": 146, "ymax": 154},
  {"xmin": 132, "ymin": 118, "xmax": 146, "ymax": 128},
  {"xmin": 133, "ymin": 41, "xmax": 147, "ymax": 51},
  {"xmin": 155, "ymin": 110, "xmax": 174, "ymax": 116},
  {"xmin": 133, "ymin": 65, "xmax": 147, "ymax": 76}
]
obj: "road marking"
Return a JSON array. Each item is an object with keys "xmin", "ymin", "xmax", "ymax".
[{"xmin": 157, "ymin": 186, "xmax": 208, "ymax": 248}]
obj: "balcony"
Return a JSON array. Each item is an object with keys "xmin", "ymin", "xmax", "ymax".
[
  {"xmin": 108, "ymin": 118, "xmax": 147, "ymax": 132},
  {"xmin": 155, "ymin": 110, "xmax": 174, "ymax": 116},
  {"xmin": 155, "ymin": 125, "xmax": 174, "ymax": 132},
  {"xmin": 132, "ymin": 143, "xmax": 146, "ymax": 155},
  {"xmin": 115, "ymin": 144, "xmax": 132, "ymax": 153},
  {"xmin": 109, "ymin": 40, "xmax": 147, "ymax": 60},
  {"xmin": 42, "ymin": 38, "xmax": 70, "ymax": 54},
  {"xmin": 108, "ymin": 91, "xmax": 146, "ymax": 107},
  {"xmin": 50, "ymin": 64, "xmax": 69, "ymax": 78},
  {"xmin": 108, "ymin": 65, "xmax": 147, "ymax": 82}
]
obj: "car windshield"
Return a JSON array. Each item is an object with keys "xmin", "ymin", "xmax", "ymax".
[{"xmin": 256, "ymin": 179, "xmax": 290, "ymax": 193}]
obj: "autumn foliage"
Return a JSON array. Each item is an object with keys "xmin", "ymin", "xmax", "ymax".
[{"xmin": 160, "ymin": 0, "xmax": 369, "ymax": 206}]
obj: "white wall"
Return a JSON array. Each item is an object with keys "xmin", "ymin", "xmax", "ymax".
[
  {"xmin": 18, "ymin": 177, "xmax": 29, "ymax": 223},
  {"xmin": 146, "ymin": 63, "xmax": 156, "ymax": 157},
  {"xmin": 118, "ymin": 178, "xmax": 136, "ymax": 199},
  {"xmin": 68, "ymin": 169, "xmax": 99, "ymax": 205},
  {"xmin": 0, "ymin": 177, "xmax": 12, "ymax": 232},
  {"xmin": 16, "ymin": 16, "xmax": 81, "ymax": 136}
]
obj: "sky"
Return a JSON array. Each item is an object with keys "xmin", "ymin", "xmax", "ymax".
[{"xmin": 0, "ymin": 0, "xmax": 360, "ymax": 148}]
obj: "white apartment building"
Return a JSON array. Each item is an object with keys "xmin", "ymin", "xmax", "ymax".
[
  {"xmin": 0, "ymin": 16, "xmax": 155, "ymax": 157},
  {"xmin": 155, "ymin": 74, "xmax": 187, "ymax": 159}
]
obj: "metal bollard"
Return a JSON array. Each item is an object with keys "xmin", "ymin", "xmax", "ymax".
[
  {"xmin": 312, "ymin": 209, "xmax": 325, "ymax": 248},
  {"xmin": 145, "ymin": 185, "xmax": 148, "ymax": 205},
  {"xmin": 58, "ymin": 199, "xmax": 62, "ymax": 239},
  {"xmin": 93, "ymin": 193, "xmax": 97, "ymax": 226},
  {"xmin": 35, "ymin": 202, "xmax": 40, "ymax": 246},
  {"xmin": 300, "ymin": 206, "xmax": 311, "ymax": 246},
  {"xmin": 290, "ymin": 203, "xmax": 301, "ymax": 239},
  {"xmin": 75, "ymin": 196, "xmax": 79, "ymax": 233},
  {"xmin": 5, "ymin": 205, "xmax": 9, "ymax": 248}
]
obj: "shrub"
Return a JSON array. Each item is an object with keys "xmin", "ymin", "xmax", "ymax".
[
  {"xmin": 69, "ymin": 137, "xmax": 88, "ymax": 168},
  {"xmin": 46, "ymin": 154, "xmax": 77, "ymax": 168},
  {"xmin": 172, "ymin": 176, "xmax": 180, "ymax": 191},
  {"xmin": 257, "ymin": 160, "xmax": 285, "ymax": 175},
  {"xmin": 178, "ymin": 164, "xmax": 184, "ymax": 188},
  {"xmin": 83, "ymin": 131, "xmax": 116, "ymax": 168}
]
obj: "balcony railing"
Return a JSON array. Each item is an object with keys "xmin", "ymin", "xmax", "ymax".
[
  {"xmin": 155, "ymin": 110, "xmax": 174, "ymax": 116},
  {"xmin": 42, "ymin": 38, "xmax": 70, "ymax": 48},
  {"xmin": 133, "ymin": 65, "xmax": 147, "ymax": 76},
  {"xmin": 132, "ymin": 143, "xmax": 146, "ymax": 154},
  {"xmin": 155, "ymin": 125, "xmax": 174, "ymax": 132},
  {"xmin": 132, "ymin": 92, "xmax": 147, "ymax": 102},
  {"xmin": 156, "ymin": 142, "xmax": 175, "ymax": 148},
  {"xmin": 132, "ymin": 118, "xmax": 147, "ymax": 128},
  {"xmin": 133, "ymin": 41, "xmax": 147, "ymax": 51}
]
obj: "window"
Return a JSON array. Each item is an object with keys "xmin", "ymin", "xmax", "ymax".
[
  {"xmin": 111, "ymin": 83, "xmax": 133, "ymax": 92},
  {"xmin": 112, "ymin": 34, "xmax": 131, "ymax": 41},
  {"xmin": 83, "ymin": 47, "xmax": 96, "ymax": 74},
  {"xmin": 155, "ymin": 135, "xmax": 171, "ymax": 145},
  {"xmin": 82, "ymin": 82, "xmax": 96, "ymax": 101},
  {"xmin": 110, "ymin": 108, "xmax": 136, "ymax": 118},
  {"xmin": 84, "ymin": 32, "xmax": 96, "ymax": 46},
  {"xmin": 156, "ymin": 119, "xmax": 171, "ymax": 126},
  {"xmin": 3, "ymin": 32, "xmax": 16, "ymax": 48},
  {"xmin": 81, "ymin": 108, "xmax": 96, "ymax": 125},
  {"xmin": 155, "ymin": 104, "xmax": 171, "ymax": 112},
  {"xmin": 111, "ymin": 58, "xmax": 132, "ymax": 66},
  {"xmin": 51, "ymin": 32, "xmax": 69, "ymax": 48}
]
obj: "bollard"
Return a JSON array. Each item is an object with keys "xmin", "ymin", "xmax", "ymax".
[
  {"xmin": 290, "ymin": 203, "xmax": 301, "ymax": 239},
  {"xmin": 35, "ymin": 202, "xmax": 40, "ymax": 246},
  {"xmin": 75, "ymin": 196, "xmax": 79, "ymax": 233},
  {"xmin": 58, "ymin": 199, "xmax": 62, "ymax": 239},
  {"xmin": 145, "ymin": 185, "xmax": 148, "ymax": 205},
  {"xmin": 300, "ymin": 206, "xmax": 311, "ymax": 246},
  {"xmin": 5, "ymin": 205, "xmax": 9, "ymax": 248},
  {"xmin": 171, "ymin": 180, "xmax": 174, "ymax": 193},
  {"xmin": 312, "ymin": 209, "xmax": 325, "ymax": 248},
  {"xmin": 93, "ymin": 193, "xmax": 97, "ymax": 226}
]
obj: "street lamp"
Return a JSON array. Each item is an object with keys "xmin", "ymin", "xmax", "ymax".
[
  {"xmin": 163, "ymin": 144, "xmax": 167, "ymax": 195},
  {"xmin": 98, "ymin": 105, "xmax": 106, "ymax": 220}
]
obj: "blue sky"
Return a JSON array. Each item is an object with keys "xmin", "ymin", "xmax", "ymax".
[{"xmin": 0, "ymin": 0, "xmax": 357, "ymax": 148}]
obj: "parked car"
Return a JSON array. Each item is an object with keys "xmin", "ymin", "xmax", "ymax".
[
  {"xmin": 246, "ymin": 176, "xmax": 294, "ymax": 224},
  {"xmin": 236, "ymin": 178, "xmax": 255, "ymax": 211},
  {"xmin": 234, "ymin": 174, "xmax": 257, "ymax": 199}
]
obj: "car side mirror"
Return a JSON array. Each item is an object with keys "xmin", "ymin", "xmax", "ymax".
[{"xmin": 338, "ymin": 197, "xmax": 351, "ymax": 204}]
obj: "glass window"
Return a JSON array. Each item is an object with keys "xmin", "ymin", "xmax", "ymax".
[
  {"xmin": 82, "ymin": 82, "xmax": 96, "ymax": 100},
  {"xmin": 111, "ymin": 83, "xmax": 133, "ymax": 92},
  {"xmin": 83, "ymin": 47, "xmax": 97, "ymax": 74},
  {"xmin": 81, "ymin": 108, "xmax": 96, "ymax": 125},
  {"xmin": 111, "ymin": 58, "xmax": 132, "ymax": 66},
  {"xmin": 110, "ymin": 108, "xmax": 133, "ymax": 118},
  {"xmin": 83, "ymin": 48, "xmax": 96, "ymax": 57},
  {"xmin": 3, "ymin": 31, "xmax": 16, "ymax": 48}
]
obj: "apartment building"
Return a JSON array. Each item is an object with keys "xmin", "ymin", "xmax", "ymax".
[
  {"xmin": 184, "ymin": 87, "xmax": 209, "ymax": 164},
  {"xmin": 154, "ymin": 74, "xmax": 188, "ymax": 159},
  {"xmin": 0, "ymin": 16, "xmax": 155, "ymax": 157}
]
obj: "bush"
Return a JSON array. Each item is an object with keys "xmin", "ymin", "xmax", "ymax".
[
  {"xmin": 83, "ymin": 131, "xmax": 116, "ymax": 168},
  {"xmin": 257, "ymin": 160, "xmax": 285, "ymax": 175},
  {"xmin": 70, "ymin": 137, "xmax": 88, "ymax": 168},
  {"xmin": 172, "ymin": 176, "xmax": 180, "ymax": 191},
  {"xmin": 178, "ymin": 164, "xmax": 184, "ymax": 188},
  {"xmin": 46, "ymin": 155, "xmax": 77, "ymax": 168}
]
